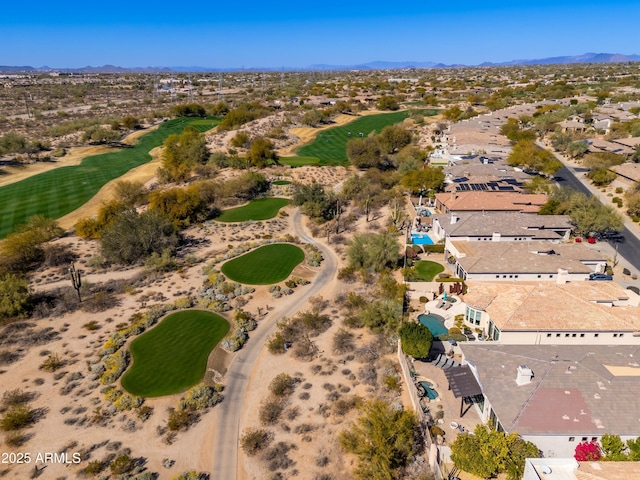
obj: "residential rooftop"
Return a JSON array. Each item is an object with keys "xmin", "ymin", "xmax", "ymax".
[
  {"xmin": 452, "ymin": 241, "xmax": 603, "ymax": 276},
  {"xmin": 435, "ymin": 192, "xmax": 548, "ymax": 213},
  {"xmin": 461, "ymin": 344, "xmax": 640, "ymax": 436},
  {"xmin": 462, "ymin": 281, "xmax": 640, "ymax": 332},
  {"xmin": 434, "ymin": 212, "xmax": 571, "ymax": 239}
]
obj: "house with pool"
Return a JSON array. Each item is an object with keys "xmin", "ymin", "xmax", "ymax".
[
  {"xmin": 445, "ymin": 240, "xmax": 606, "ymax": 282},
  {"xmin": 431, "ymin": 211, "xmax": 572, "ymax": 243},
  {"xmin": 459, "ymin": 343, "xmax": 640, "ymax": 458},
  {"xmin": 460, "ymin": 281, "xmax": 640, "ymax": 344}
]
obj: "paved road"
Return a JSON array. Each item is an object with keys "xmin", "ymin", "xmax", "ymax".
[
  {"xmin": 210, "ymin": 209, "xmax": 338, "ymax": 479},
  {"xmin": 546, "ymin": 147, "xmax": 640, "ymax": 272}
]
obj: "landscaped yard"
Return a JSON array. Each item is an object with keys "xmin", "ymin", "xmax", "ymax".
[
  {"xmin": 407, "ymin": 260, "xmax": 445, "ymax": 282},
  {"xmin": 215, "ymin": 197, "xmax": 290, "ymax": 222},
  {"xmin": 221, "ymin": 243, "xmax": 305, "ymax": 284},
  {"xmin": 121, "ymin": 310, "xmax": 229, "ymax": 397},
  {"xmin": 296, "ymin": 110, "xmax": 437, "ymax": 165},
  {"xmin": 0, "ymin": 117, "xmax": 219, "ymax": 238}
]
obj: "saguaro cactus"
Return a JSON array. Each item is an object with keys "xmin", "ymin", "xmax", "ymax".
[{"xmin": 69, "ymin": 263, "xmax": 82, "ymax": 302}]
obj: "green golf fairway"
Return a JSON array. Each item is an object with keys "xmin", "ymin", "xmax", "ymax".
[
  {"xmin": 296, "ymin": 110, "xmax": 437, "ymax": 164},
  {"xmin": 215, "ymin": 198, "xmax": 289, "ymax": 222},
  {"xmin": 0, "ymin": 117, "xmax": 219, "ymax": 238},
  {"xmin": 221, "ymin": 244, "xmax": 304, "ymax": 284},
  {"xmin": 121, "ymin": 310, "xmax": 229, "ymax": 397}
]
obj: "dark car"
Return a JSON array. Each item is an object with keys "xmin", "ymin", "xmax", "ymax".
[{"xmin": 589, "ymin": 273, "xmax": 613, "ymax": 281}]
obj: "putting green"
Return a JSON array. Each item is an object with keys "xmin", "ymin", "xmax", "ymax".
[
  {"xmin": 215, "ymin": 198, "xmax": 289, "ymax": 222},
  {"xmin": 221, "ymin": 244, "xmax": 304, "ymax": 284},
  {"xmin": 121, "ymin": 310, "xmax": 229, "ymax": 397}
]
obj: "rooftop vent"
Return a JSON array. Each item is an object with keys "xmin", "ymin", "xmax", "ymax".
[{"xmin": 516, "ymin": 365, "xmax": 533, "ymax": 386}]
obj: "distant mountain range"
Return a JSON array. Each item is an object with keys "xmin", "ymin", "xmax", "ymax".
[{"xmin": 1, "ymin": 53, "xmax": 639, "ymax": 73}]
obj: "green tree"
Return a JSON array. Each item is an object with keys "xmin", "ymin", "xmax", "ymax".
[
  {"xmin": 159, "ymin": 126, "xmax": 209, "ymax": 182},
  {"xmin": 401, "ymin": 166, "xmax": 445, "ymax": 194},
  {"xmin": 121, "ymin": 116, "xmax": 139, "ymax": 130},
  {"xmin": 230, "ymin": 131, "xmax": 250, "ymax": 148},
  {"xmin": 247, "ymin": 137, "xmax": 278, "ymax": 167},
  {"xmin": 347, "ymin": 137, "xmax": 383, "ymax": 169},
  {"xmin": 0, "ymin": 132, "xmax": 27, "ymax": 155},
  {"xmin": 399, "ymin": 322, "xmax": 433, "ymax": 359},
  {"xmin": 292, "ymin": 182, "xmax": 337, "ymax": 221},
  {"xmin": 100, "ymin": 208, "xmax": 178, "ymax": 264},
  {"xmin": 443, "ymin": 105, "xmax": 463, "ymax": 122},
  {"xmin": 378, "ymin": 125, "xmax": 412, "ymax": 154},
  {"xmin": 0, "ymin": 273, "xmax": 31, "ymax": 321},
  {"xmin": 114, "ymin": 180, "xmax": 146, "ymax": 206},
  {"xmin": 340, "ymin": 399, "xmax": 418, "ymax": 480},
  {"xmin": 601, "ymin": 433, "xmax": 628, "ymax": 461},
  {"xmin": 451, "ymin": 424, "xmax": 539, "ymax": 480},
  {"xmin": 377, "ymin": 95, "xmax": 399, "ymax": 111},
  {"xmin": 172, "ymin": 103, "xmax": 206, "ymax": 117},
  {"xmin": 148, "ymin": 184, "xmax": 208, "ymax": 228},
  {"xmin": 359, "ymin": 299, "xmax": 402, "ymax": 333},
  {"xmin": 347, "ymin": 233, "xmax": 400, "ymax": 272},
  {"xmin": 1, "ymin": 216, "xmax": 63, "ymax": 271},
  {"xmin": 507, "ymin": 140, "xmax": 562, "ymax": 176}
]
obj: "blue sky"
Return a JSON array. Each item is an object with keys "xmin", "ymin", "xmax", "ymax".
[{"xmin": 2, "ymin": 0, "xmax": 639, "ymax": 68}]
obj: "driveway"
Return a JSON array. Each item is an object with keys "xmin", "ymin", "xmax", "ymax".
[{"xmin": 210, "ymin": 208, "xmax": 338, "ymax": 479}]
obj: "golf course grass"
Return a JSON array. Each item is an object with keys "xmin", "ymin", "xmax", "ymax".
[
  {"xmin": 215, "ymin": 198, "xmax": 290, "ymax": 222},
  {"xmin": 271, "ymin": 180, "xmax": 292, "ymax": 185},
  {"xmin": 296, "ymin": 110, "xmax": 437, "ymax": 165},
  {"xmin": 121, "ymin": 310, "xmax": 229, "ymax": 397},
  {"xmin": 0, "ymin": 117, "xmax": 219, "ymax": 238},
  {"xmin": 221, "ymin": 243, "xmax": 304, "ymax": 285},
  {"xmin": 408, "ymin": 260, "xmax": 445, "ymax": 282},
  {"xmin": 279, "ymin": 156, "xmax": 321, "ymax": 167}
]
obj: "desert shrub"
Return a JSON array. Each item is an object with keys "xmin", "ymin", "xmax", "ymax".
[
  {"xmin": 4, "ymin": 431, "xmax": 30, "ymax": 447},
  {"xmin": 267, "ymin": 331, "xmax": 287, "ymax": 354},
  {"xmin": 332, "ymin": 328, "xmax": 355, "ymax": 354},
  {"xmin": 0, "ymin": 404, "xmax": 35, "ymax": 431},
  {"xmin": 110, "ymin": 454, "xmax": 135, "ymax": 475},
  {"xmin": 263, "ymin": 441, "xmax": 296, "ymax": 472},
  {"xmin": 241, "ymin": 428, "xmax": 273, "ymax": 456},
  {"xmin": 269, "ymin": 374, "xmax": 297, "ymax": 397},
  {"xmin": 178, "ymin": 383, "xmax": 223, "ymax": 411},
  {"xmin": 101, "ymin": 349, "xmax": 129, "ymax": 384},
  {"xmin": 333, "ymin": 396, "xmax": 361, "ymax": 416},
  {"xmin": 0, "ymin": 350, "xmax": 22, "ymax": 366},
  {"xmin": 114, "ymin": 392, "xmax": 144, "ymax": 411},
  {"xmin": 167, "ymin": 408, "xmax": 195, "ymax": 431},
  {"xmin": 358, "ymin": 364, "xmax": 378, "ymax": 386},
  {"xmin": 259, "ymin": 398, "xmax": 286, "ymax": 426},
  {"xmin": 39, "ymin": 353, "xmax": 64, "ymax": 372},
  {"xmin": 2, "ymin": 388, "xmax": 35, "ymax": 407},
  {"xmin": 83, "ymin": 460, "xmax": 105, "ymax": 476},
  {"xmin": 291, "ymin": 336, "xmax": 316, "ymax": 360}
]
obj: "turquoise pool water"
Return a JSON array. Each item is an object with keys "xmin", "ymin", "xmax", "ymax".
[
  {"xmin": 418, "ymin": 313, "xmax": 448, "ymax": 336},
  {"xmin": 410, "ymin": 233, "xmax": 434, "ymax": 245},
  {"xmin": 419, "ymin": 381, "xmax": 439, "ymax": 400}
]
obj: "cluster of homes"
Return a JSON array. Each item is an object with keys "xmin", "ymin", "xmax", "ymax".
[{"xmin": 410, "ymin": 105, "xmax": 640, "ymax": 470}]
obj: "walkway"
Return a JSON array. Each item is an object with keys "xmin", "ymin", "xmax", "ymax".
[{"xmin": 210, "ymin": 209, "xmax": 338, "ymax": 479}]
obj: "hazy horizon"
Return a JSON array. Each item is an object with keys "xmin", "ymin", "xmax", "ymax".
[{"xmin": 3, "ymin": 0, "xmax": 639, "ymax": 68}]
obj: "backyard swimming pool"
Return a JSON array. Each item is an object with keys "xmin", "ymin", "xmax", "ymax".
[
  {"xmin": 419, "ymin": 381, "xmax": 439, "ymax": 400},
  {"xmin": 410, "ymin": 233, "xmax": 434, "ymax": 245},
  {"xmin": 418, "ymin": 313, "xmax": 448, "ymax": 336}
]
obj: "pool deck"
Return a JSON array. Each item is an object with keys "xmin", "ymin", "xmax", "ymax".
[
  {"xmin": 412, "ymin": 357, "xmax": 482, "ymax": 451},
  {"xmin": 423, "ymin": 295, "xmax": 466, "ymax": 329}
]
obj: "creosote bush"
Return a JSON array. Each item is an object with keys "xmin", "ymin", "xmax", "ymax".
[{"xmin": 241, "ymin": 428, "xmax": 273, "ymax": 456}]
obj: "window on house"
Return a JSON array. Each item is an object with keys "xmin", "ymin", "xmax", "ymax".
[
  {"xmin": 503, "ymin": 275, "xmax": 507, "ymax": 278},
  {"xmin": 569, "ymin": 437, "xmax": 575, "ymax": 442},
  {"xmin": 572, "ymin": 333, "xmax": 577, "ymax": 337},
  {"xmin": 565, "ymin": 333, "xmax": 570, "ymax": 337},
  {"xmin": 594, "ymin": 333, "xmax": 599, "ymax": 338},
  {"xmin": 556, "ymin": 333, "xmax": 561, "ymax": 337},
  {"xmin": 581, "ymin": 437, "xmax": 588, "ymax": 442},
  {"xmin": 591, "ymin": 437, "xmax": 597, "ymax": 442},
  {"xmin": 613, "ymin": 333, "xmax": 618, "ymax": 338},
  {"xmin": 580, "ymin": 333, "xmax": 585, "ymax": 338},
  {"xmin": 537, "ymin": 274, "xmax": 542, "ymax": 278},
  {"xmin": 620, "ymin": 334, "xmax": 624, "ymax": 337},
  {"xmin": 549, "ymin": 275, "xmax": 554, "ymax": 278},
  {"xmin": 547, "ymin": 333, "xmax": 552, "ymax": 337},
  {"xmin": 496, "ymin": 275, "xmax": 500, "ymax": 278}
]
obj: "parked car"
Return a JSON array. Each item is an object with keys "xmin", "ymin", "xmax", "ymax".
[
  {"xmin": 589, "ymin": 273, "xmax": 613, "ymax": 281},
  {"xmin": 463, "ymin": 328, "xmax": 476, "ymax": 341}
]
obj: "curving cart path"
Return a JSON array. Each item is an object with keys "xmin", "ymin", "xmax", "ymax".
[{"xmin": 210, "ymin": 209, "xmax": 338, "ymax": 479}]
